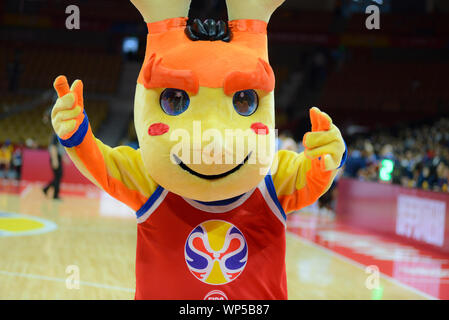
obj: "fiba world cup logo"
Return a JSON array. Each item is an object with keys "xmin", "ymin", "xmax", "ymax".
[{"xmin": 185, "ymin": 220, "xmax": 248, "ymax": 285}]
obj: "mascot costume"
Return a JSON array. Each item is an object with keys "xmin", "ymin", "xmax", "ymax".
[{"xmin": 50, "ymin": 0, "xmax": 346, "ymax": 300}]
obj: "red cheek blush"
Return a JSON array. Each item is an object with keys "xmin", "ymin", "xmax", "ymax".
[
  {"xmin": 148, "ymin": 123, "xmax": 169, "ymax": 136},
  {"xmin": 251, "ymin": 122, "xmax": 269, "ymax": 135}
]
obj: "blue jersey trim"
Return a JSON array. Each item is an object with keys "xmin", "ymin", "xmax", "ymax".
[
  {"xmin": 318, "ymin": 140, "xmax": 347, "ymax": 169},
  {"xmin": 136, "ymin": 185, "xmax": 164, "ymax": 218},
  {"xmin": 264, "ymin": 174, "xmax": 287, "ymax": 221},
  {"xmin": 58, "ymin": 110, "xmax": 89, "ymax": 148},
  {"xmin": 195, "ymin": 193, "xmax": 245, "ymax": 206},
  {"xmin": 338, "ymin": 140, "xmax": 348, "ymax": 169}
]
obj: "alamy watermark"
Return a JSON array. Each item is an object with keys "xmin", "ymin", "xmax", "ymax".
[
  {"xmin": 168, "ymin": 121, "xmax": 277, "ymax": 175},
  {"xmin": 65, "ymin": 264, "xmax": 80, "ymax": 290},
  {"xmin": 65, "ymin": 5, "xmax": 80, "ymax": 30},
  {"xmin": 365, "ymin": 265, "xmax": 380, "ymax": 290},
  {"xmin": 365, "ymin": 4, "xmax": 380, "ymax": 30}
]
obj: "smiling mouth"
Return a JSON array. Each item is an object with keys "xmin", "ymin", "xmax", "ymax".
[{"xmin": 172, "ymin": 152, "xmax": 252, "ymax": 180}]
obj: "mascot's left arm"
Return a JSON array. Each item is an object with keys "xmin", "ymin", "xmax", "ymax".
[{"xmin": 272, "ymin": 107, "xmax": 346, "ymax": 213}]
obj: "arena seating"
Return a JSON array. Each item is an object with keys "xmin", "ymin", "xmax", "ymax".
[
  {"xmin": 0, "ymin": 94, "xmax": 30, "ymax": 114},
  {"xmin": 1, "ymin": 46, "xmax": 122, "ymax": 94},
  {"xmin": 0, "ymin": 97, "xmax": 109, "ymax": 148},
  {"xmin": 21, "ymin": 49, "xmax": 121, "ymax": 94},
  {"xmin": 271, "ymin": 11, "xmax": 335, "ymax": 34},
  {"xmin": 319, "ymin": 58, "xmax": 449, "ymax": 127}
]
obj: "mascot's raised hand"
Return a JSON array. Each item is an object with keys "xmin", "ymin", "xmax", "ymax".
[
  {"xmin": 49, "ymin": 0, "xmax": 346, "ymax": 300},
  {"xmin": 52, "ymin": 76, "xmax": 85, "ymax": 141},
  {"xmin": 303, "ymin": 107, "xmax": 345, "ymax": 172}
]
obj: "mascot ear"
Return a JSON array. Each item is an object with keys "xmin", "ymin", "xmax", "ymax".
[
  {"xmin": 224, "ymin": 0, "xmax": 285, "ymax": 58},
  {"xmin": 130, "ymin": 0, "xmax": 191, "ymax": 23},
  {"xmin": 226, "ymin": 0, "xmax": 286, "ymax": 23}
]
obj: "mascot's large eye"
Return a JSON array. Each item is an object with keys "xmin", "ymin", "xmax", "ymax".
[
  {"xmin": 232, "ymin": 90, "xmax": 259, "ymax": 116},
  {"xmin": 160, "ymin": 88, "xmax": 190, "ymax": 116}
]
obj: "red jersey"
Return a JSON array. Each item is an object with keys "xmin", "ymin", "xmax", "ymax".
[{"xmin": 134, "ymin": 174, "xmax": 287, "ymax": 300}]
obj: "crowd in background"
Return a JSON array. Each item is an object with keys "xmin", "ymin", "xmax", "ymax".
[
  {"xmin": 0, "ymin": 140, "xmax": 22, "ymax": 180},
  {"xmin": 274, "ymin": 118, "xmax": 449, "ymax": 216},
  {"xmin": 343, "ymin": 118, "xmax": 449, "ymax": 193}
]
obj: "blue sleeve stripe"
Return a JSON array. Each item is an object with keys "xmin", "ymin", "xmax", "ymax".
[
  {"xmin": 136, "ymin": 186, "xmax": 164, "ymax": 218},
  {"xmin": 58, "ymin": 110, "xmax": 89, "ymax": 148},
  {"xmin": 264, "ymin": 174, "xmax": 287, "ymax": 221},
  {"xmin": 338, "ymin": 140, "xmax": 348, "ymax": 169}
]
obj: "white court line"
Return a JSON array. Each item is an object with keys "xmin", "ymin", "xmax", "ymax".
[
  {"xmin": 286, "ymin": 231, "xmax": 438, "ymax": 300},
  {"xmin": 20, "ymin": 184, "xmax": 33, "ymax": 198},
  {"xmin": 0, "ymin": 270, "xmax": 135, "ymax": 293}
]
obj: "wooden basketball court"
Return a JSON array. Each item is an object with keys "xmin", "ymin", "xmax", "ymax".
[{"xmin": 0, "ymin": 182, "xmax": 437, "ymax": 299}]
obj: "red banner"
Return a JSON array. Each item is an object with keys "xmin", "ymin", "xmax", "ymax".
[
  {"xmin": 21, "ymin": 148, "xmax": 92, "ymax": 185},
  {"xmin": 336, "ymin": 178, "xmax": 449, "ymax": 254}
]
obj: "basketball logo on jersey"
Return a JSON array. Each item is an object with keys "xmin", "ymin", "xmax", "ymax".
[
  {"xmin": 204, "ymin": 290, "xmax": 228, "ymax": 300},
  {"xmin": 185, "ymin": 220, "xmax": 248, "ymax": 285}
]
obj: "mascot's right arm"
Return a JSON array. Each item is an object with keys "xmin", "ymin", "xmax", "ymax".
[{"xmin": 52, "ymin": 76, "xmax": 158, "ymax": 211}]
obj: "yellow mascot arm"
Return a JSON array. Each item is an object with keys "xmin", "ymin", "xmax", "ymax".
[
  {"xmin": 51, "ymin": 76, "xmax": 158, "ymax": 211},
  {"xmin": 272, "ymin": 107, "xmax": 347, "ymax": 214}
]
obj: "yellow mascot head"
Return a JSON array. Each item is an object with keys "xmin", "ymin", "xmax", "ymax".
[{"xmin": 131, "ymin": 0, "xmax": 285, "ymax": 201}]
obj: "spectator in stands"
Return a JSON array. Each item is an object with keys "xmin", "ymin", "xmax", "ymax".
[
  {"xmin": 343, "ymin": 149, "xmax": 367, "ymax": 178},
  {"xmin": 436, "ymin": 162, "xmax": 449, "ymax": 192},
  {"xmin": 0, "ymin": 140, "xmax": 13, "ymax": 179},
  {"xmin": 345, "ymin": 118, "xmax": 449, "ymax": 193}
]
